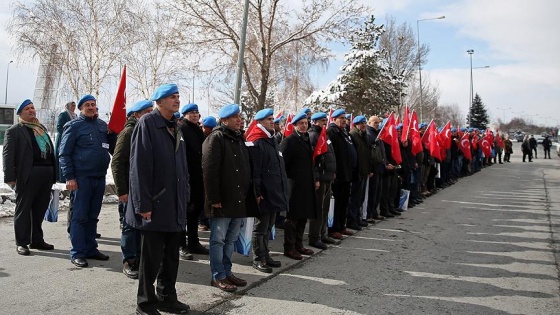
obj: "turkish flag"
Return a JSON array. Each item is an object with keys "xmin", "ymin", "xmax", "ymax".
[
  {"xmin": 401, "ymin": 106, "xmax": 410, "ymax": 143},
  {"xmin": 377, "ymin": 112, "xmax": 395, "ymax": 144},
  {"xmin": 313, "ymin": 125, "xmax": 329, "ymax": 161},
  {"xmin": 410, "ymin": 111, "xmax": 423, "ymax": 156},
  {"xmin": 284, "ymin": 113, "xmax": 294, "ymax": 137},
  {"xmin": 472, "ymin": 134, "xmax": 479, "ymax": 150},
  {"xmin": 480, "ymin": 137, "xmax": 492, "ymax": 157},
  {"xmin": 422, "ymin": 120, "xmax": 434, "ymax": 146},
  {"xmin": 497, "ymin": 134, "xmax": 504, "ymax": 148},
  {"xmin": 458, "ymin": 133, "xmax": 472, "ymax": 160},
  {"xmin": 426, "ymin": 121, "xmax": 442, "ymax": 161},
  {"xmin": 274, "ymin": 110, "xmax": 284, "ymax": 120},
  {"xmin": 327, "ymin": 108, "xmax": 334, "ymax": 125},
  {"xmin": 243, "ymin": 119, "xmax": 257, "ymax": 140},
  {"xmin": 391, "ymin": 121, "xmax": 402, "ymax": 165},
  {"xmin": 108, "ymin": 65, "xmax": 126, "ymax": 133},
  {"xmin": 440, "ymin": 121, "xmax": 452, "ymax": 150}
]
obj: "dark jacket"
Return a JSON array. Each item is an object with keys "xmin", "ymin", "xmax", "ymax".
[
  {"xmin": 366, "ymin": 125, "xmax": 386, "ymax": 175},
  {"xmin": 55, "ymin": 111, "xmax": 72, "ymax": 183},
  {"xmin": 180, "ymin": 119, "xmax": 205, "ymax": 211},
  {"xmin": 202, "ymin": 125, "xmax": 258, "ymax": 218},
  {"xmin": 309, "ymin": 124, "xmax": 336, "ymax": 182},
  {"xmin": 248, "ymin": 136, "xmax": 289, "ymax": 214},
  {"xmin": 327, "ymin": 124, "xmax": 356, "ymax": 182},
  {"xmin": 59, "ymin": 114, "xmax": 116, "ymax": 179},
  {"xmin": 529, "ymin": 137, "xmax": 537, "ymax": 149},
  {"xmin": 3, "ymin": 123, "xmax": 56, "ymax": 188},
  {"xmin": 111, "ymin": 116, "xmax": 136, "ymax": 196},
  {"xmin": 349, "ymin": 127, "xmax": 372, "ymax": 179},
  {"xmin": 125, "ymin": 109, "xmax": 189, "ymax": 232},
  {"xmin": 280, "ymin": 131, "xmax": 317, "ymax": 220},
  {"xmin": 542, "ymin": 138, "xmax": 552, "ymax": 149}
]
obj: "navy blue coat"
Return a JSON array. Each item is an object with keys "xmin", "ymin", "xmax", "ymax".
[{"xmin": 125, "ymin": 109, "xmax": 189, "ymax": 232}]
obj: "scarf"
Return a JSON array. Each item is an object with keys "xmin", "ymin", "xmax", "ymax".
[
  {"xmin": 245, "ymin": 123, "xmax": 272, "ymax": 142},
  {"xmin": 65, "ymin": 101, "xmax": 77, "ymax": 120},
  {"xmin": 19, "ymin": 117, "xmax": 51, "ymax": 159}
]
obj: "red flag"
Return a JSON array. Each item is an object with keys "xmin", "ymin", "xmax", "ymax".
[
  {"xmin": 458, "ymin": 133, "xmax": 472, "ymax": 160},
  {"xmin": 472, "ymin": 134, "xmax": 479, "ymax": 150},
  {"xmin": 400, "ymin": 106, "xmax": 410, "ymax": 143},
  {"xmin": 274, "ymin": 110, "xmax": 284, "ymax": 120},
  {"xmin": 440, "ymin": 121, "xmax": 452, "ymax": 150},
  {"xmin": 243, "ymin": 119, "xmax": 257, "ymax": 140},
  {"xmin": 497, "ymin": 134, "xmax": 504, "ymax": 148},
  {"xmin": 410, "ymin": 111, "xmax": 423, "ymax": 156},
  {"xmin": 426, "ymin": 121, "xmax": 442, "ymax": 161},
  {"xmin": 480, "ymin": 137, "xmax": 492, "ymax": 157},
  {"xmin": 377, "ymin": 112, "xmax": 395, "ymax": 144},
  {"xmin": 108, "ymin": 65, "xmax": 127, "ymax": 133},
  {"xmin": 422, "ymin": 120, "xmax": 435, "ymax": 146},
  {"xmin": 390, "ymin": 121, "xmax": 402, "ymax": 165},
  {"xmin": 284, "ymin": 113, "xmax": 294, "ymax": 137},
  {"xmin": 313, "ymin": 125, "xmax": 328, "ymax": 161},
  {"xmin": 348, "ymin": 113, "xmax": 354, "ymax": 130},
  {"xmin": 327, "ymin": 108, "xmax": 334, "ymax": 125}
]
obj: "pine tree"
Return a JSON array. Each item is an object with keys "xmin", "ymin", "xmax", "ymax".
[{"xmin": 466, "ymin": 93, "xmax": 490, "ymax": 129}]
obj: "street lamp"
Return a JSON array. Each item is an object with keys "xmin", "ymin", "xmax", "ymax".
[
  {"xmin": 5, "ymin": 60, "xmax": 13, "ymax": 104},
  {"xmin": 417, "ymin": 15, "xmax": 445, "ymax": 122},
  {"xmin": 467, "ymin": 50, "xmax": 474, "ymax": 126}
]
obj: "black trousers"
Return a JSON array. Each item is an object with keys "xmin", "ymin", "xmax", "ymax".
[
  {"xmin": 283, "ymin": 218, "xmax": 307, "ymax": 252},
  {"xmin": 380, "ymin": 173, "xmax": 397, "ymax": 215},
  {"xmin": 14, "ymin": 166, "xmax": 53, "ymax": 246},
  {"xmin": 137, "ymin": 230, "xmax": 181, "ymax": 312},
  {"xmin": 180, "ymin": 200, "xmax": 204, "ymax": 250},
  {"xmin": 329, "ymin": 180, "xmax": 351, "ymax": 233},
  {"xmin": 544, "ymin": 148, "xmax": 551, "ymax": 159},
  {"xmin": 308, "ymin": 181, "xmax": 331, "ymax": 242},
  {"xmin": 366, "ymin": 174, "xmax": 383, "ymax": 219},
  {"xmin": 252, "ymin": 211, "xmax": 277, "ymax": 261}
]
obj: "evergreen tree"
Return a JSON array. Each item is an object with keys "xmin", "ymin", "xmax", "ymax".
[{"xmin": 466, "ymin": 93, "xmax": 490, "ymax": 129}]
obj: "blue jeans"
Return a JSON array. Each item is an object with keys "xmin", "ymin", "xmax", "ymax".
[
  {"xmin": 70, "ymin": 176, "xmax": 105, "ymax": 259},
  {"xmin": 348, "ymin": 177, "xmax": 367, "ymax": 224},
  {"xmin": 119, "ymin": 201, "xmax": 141, "ymax": 261},
  {"xmin": 209, "ymin": 218, "xmax": 242, "ymax": 281}
]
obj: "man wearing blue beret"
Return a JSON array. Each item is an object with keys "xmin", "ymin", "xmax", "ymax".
[
  {"xmin": 126, "ymin": 84, "xmax": 191, "ymax": 314},
  {"xmin": 202, "ymin": 116, "xmax": 217, "ymax": 137},
  {"xmin": 59, "ymin": 94, "xmax": 117, "ymax": 267},
  {"xmin": 347, "ymin": 115, "xmax": 371, "ymax": 230},
  {"xmin": 111, "ymin": 99, "xmax": 153, "ymax": 279}
]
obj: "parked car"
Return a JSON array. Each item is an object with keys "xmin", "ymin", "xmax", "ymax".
[{"xmin": 536, "ymin": 136, "xmax": 545, "ymax": 144}]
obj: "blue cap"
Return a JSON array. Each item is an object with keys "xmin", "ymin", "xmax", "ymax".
[
  {"xmin": 311, "ymin": 112, "xmax": 327, "ymax": 121},
  {"xmin": 468, "ymin": 128, "xmax": 474, "ymax": 132},
  {"xmin": 127, "ymin": 100, "xmax": 153, "ymax": 117},
  {"xmin": 418, "ymin": 123, "xmax": 426, "ymax": 129},
  {"xmin": 180, "ymin": 103, "xmax": 198, "ymax": 115},
  {"xmin": 451, "ymin": 127, "xmax": 457, "ymax": 132},
  {"xmin": 437, "ymin": 127, "xmax": 443, "ymax": 132},
  {"xmin": 396, "ymin": 123, "xmax": 403, "ymax": 131},
  {"xmin": 460, "ymin": 127, "xmax": 467, "ymax": 132},
  {"xmin": 331, "ymin": 109, "xmax": 345, "ymax": 118},
  {"xmin": 202, "ymin": 116, "xmax": 217, "ymax": 129},
  {"xmin": 345, "ymin": 114, "xmax": 352, "ymax": 119},
  {"xmin": 151, "ymin": 83, "xmax": 179, "ymax": 101},
  {"xmin": 78, "ymin": 94, "xmax": 96, "ymax": 109},
  {"xmin": 173, "ymin": 112, "xmax": 181, "ymax": 119},
  {"xmin": 16, "ymin": 99, "xmax": 33, "ymax": 115},
  {"xmin": 353, "ymin": 115, "xmax": 366, "ymax": 125},
  {"xmin": 218, "ymin": 104, "xmax": 240, "ymax": 119},
  {"xmin": 273, "ymin": 116, "xmax": 284, "ymax": 124},
  {"xmin": 300, "ymin": 107, "xmax": 311, "ymax": 114},
  {"xmin": 254, "ymin": 108, "xmax": 274, "ymax": 121},
  {"xmin": 291, "ymin": 112, "xmax": 307, "ymax": 124}
]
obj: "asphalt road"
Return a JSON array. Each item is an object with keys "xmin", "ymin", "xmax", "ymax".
[{"xmin": 1, "ymin": 152, "xmax": 559, "ymax": 314}]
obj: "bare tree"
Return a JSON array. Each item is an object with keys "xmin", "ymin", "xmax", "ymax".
[
  {"xmin": 433, "ymin": 103, "xmax": 464, "ymax": 127},
  {"xmin": 169, "ymin": 0, "xmax": 369, "ymax": 117}
]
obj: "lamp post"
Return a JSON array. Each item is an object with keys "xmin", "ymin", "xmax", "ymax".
[
  {"xmin": 467, "ymin": 50, "xmax": 474, "ymax": 126},
  {"xmin": 5, "ymin": 60, "xmax": 13, "ymax": 104},
  {"xmin": 417, "ymin": 15, "xmax": 445, "ymax": 122}
]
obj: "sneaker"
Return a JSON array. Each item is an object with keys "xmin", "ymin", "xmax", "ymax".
[
  {"xmin": 188, "ymin": 243, "xmax": 209, "ymax": 255},
  {"xmin": 123, "ymin": 260, "xmax": 139, "ymax": 279},
  {"xmin": 179, "ymin": 248, "xmax": 193, "ymax": 260}
]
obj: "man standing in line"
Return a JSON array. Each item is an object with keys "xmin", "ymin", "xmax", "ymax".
[
  {"xmin": 59, "ymin": 94, "xmax": 116, "ymax": 268},
  {"xmin": 246, "ymin": 108, "xmax": 288, "ymax": 273},
  {"xmin": 126, "ymin": 84, "xmax": 191, "ymax": 315},
  {"xmin": 348, "ymin": 115, "xmax": 372, "ymax": 230},
  {"xmin": 111, "ymin": 100, "xmax": 153, "ymax": 279},
  {"xmin": 365, "ymin": 116, "xmax": 386, "ymax": 222}
]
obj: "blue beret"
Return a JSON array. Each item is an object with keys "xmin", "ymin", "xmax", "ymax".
[
  {"xmin": 353, "ymin": 115, "xmax": 366, "ymax": 125},
  {"xmin": 460, "ymin": 127, "xmax": 467, "ymax": 132},
  {"xmin": 345, "ymin": 114, "xmax": 352, "ymax": 119},
  {"xmin": 380, "ymin": 118, "xmax": 388, "ymax": 128},
  {"xmin": 173, "ymin": 112, "xmax": 181, "ymax": 119},
  {"xmin": 218, "ymin": 104, "xmax": 240, "ymax": 119},
  {"xmin": 468, "ymin": 128, "xmax": 474, "ymax": 132},
  {"xmin": 418, "ymin": 123, "xmax": 426, "ymax": 129},
  {"xmin": 127, "ymin": 100, "xmax": 153, "ymax": 117},
  {"xmin": 451, "ymin": 127, "xmax": 457, "ymax": 132},
  {"xmin": 254, "ymin": 108, "xmax": 274, "ymax": 121},
  {"xmin": 396, "ymin": 123, "xmax": 403, "ymax": 130},
  {"xmin": 311, "ymin": 112, "xmax": 327, "ymax": 121},
  {"xmin": 180, "ymin": 103, "xmax": 198, "ymax": 114},
  {"xmin": 437, "ymin": 127, "xmax": 443, "ymax": 132},
  {"xmin": 300, "ymin": 107, "xmax": 311, "ymax": 114},
  {"xmin": 202, "ymin": 116, "xmax": 217, "ymax": 129},
  {"xmin": 151, "ymin": 83, "xmax": 179, "ymax": 101},
  {"xmin": 273, "ymin": 116, "xmax": 284, "ymax": 124},
  {"xmin": 331, "ymin": 109, "xmax": 345, "ymax": 118},
  {"xmin": 16, "ymin": 99, "xmax": 33, "ymax": 115},
  {"xmin": 291, "ymin": 112, "xmax": 307, "ymax": 124},
  {"xmin": 78, "ymin": 94, "xmax": 96, "ymax": 109}
]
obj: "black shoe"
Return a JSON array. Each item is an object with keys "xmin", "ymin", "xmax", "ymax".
[
  {"xmin": 158, "ymin": 300, "xmax": 190, "ymax": 314},
  {"xmin": 96, "ymin": 233, "xmax": 101, "ymax": 238},
  {"xmin": 395, "ymin": 208, "xmax": 405, "ymax": 213},
  {"xmin": 358, "ymin": 220, "xmax": 369, "ymax": 227},
  {"xmin": 179, "ymin": 248, "xmax": 193, "ymax": 260},
  {"xmin": 71, "ymin": 257, "xmax": 88, "ymax": 268},
  {"xmin": 16, "ymin": 245, "xmax": 30, "ymax": 256},
  {"xmin": 309, "ymin": 240, "xmax": 328, "ymax": 250},
  {"xmin": 188, "ymin": 243, "xmax": 209, "ymax": 255},
  {"xmin": 30, "ymin": 242, "xmax": 54, "ymax": 250},
  {"xmin": 347, "ymin": 223, "xmax": 362, "ymax": 231},
  {"xmin": 380, "ymin": 212, "xmax": 395, "ymax": 218},
  {"xmin": 123, "ymin": 260, "xmax": 139, "ymax": 279},
  {"xmin": 265, "ymin": 257, "xmax": 282, "ymax": 268},
  {"xmin": 321, "ymin": 237, "xmax": 341, "ymax": 245},
  {"xmin": 253, "ymin": 260, "xmax": 273, "ymax": 273},
  {"xmin": 136, "ymin": 308, "xmax": 161, "ymax": 315},
  {"xmin": 88, "ymin": 251, "xmax": 109, "ymax": 261},
  {"xmin": 389, "ymin": 210, "xmax": 401, "ymax": 216}
]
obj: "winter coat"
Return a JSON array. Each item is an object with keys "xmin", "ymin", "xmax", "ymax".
[
  {"xmin": 59, "ymin": 114, "xmax": 116, "ymax": 179},
  {"xmin": 55, "ymin": 111, "xmax": 72, "ymax": 183},
  {"xmin": 327, "ymin": 123, "xmax": 356, "ymax": 182},
  {"xmin": 111, "ymin": 116, "xmax": 136, "ymax": 196},
  {"xmin": 125, "ymin": 108, "xmax": 189, "ymax": 232},
  {"xmin": 280, "ymin": 131, "xmax": 317, "ymax": 220},
  {"xmin": 504, "ymin": 139, "xmax": 513, "ymax": 154},
  {"xmin": 180, "ymin": 120, "xmax": 205, "ymax": 211},
  {"xmin": 542, "ymin": 138, "xmax": 552, "ymax": 149},
  {"xmin": 366, "ymin": 125, "xmax": 386, "ymax": 175},
  {"xmin": 522, "ymin": 139, "xmax": 531, "ymax": 153},
  {"xmin": 529, "ymin": 137, "xmax": 537, "ymax": 149},
  {"xmin": 248, "ymin": 136, "xmax": 289, "ymax": 214},
  {"xmin": 349, "ymin": 127, "xmax": 372, "ymax": 179},
  {"xmin": 309, "ymin": 124, "xmax": 336, "ymax": 182},
  {"xmin": 202, "ymin": 125, "xmax": 258, "ymax": 218}
]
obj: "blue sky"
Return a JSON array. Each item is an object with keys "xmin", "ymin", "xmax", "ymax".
[{"xmin": 1, "ymin": 0, "xmax": 558, "ymax": 126}]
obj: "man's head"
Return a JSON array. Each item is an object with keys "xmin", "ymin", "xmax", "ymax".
[
  {"xmin": 331, "ymin": 109, "xmax": 347, "ymax": 128},
  {"xmin": 273, "ymin": 116, "xmax": 283, "ymax": 132},
  {"xmin": 17, "ymin": 99, "xmax": 36, "ymax": 122},
  {"xmin": 151, "ymin": 84, "xmax": 180, "ymax": 119},
  {"xmin": 127, "ymin": 100, "xmax": 154, "ymax": 119},
  {"xmin": 219, "ymin": 104, "xmax": 242, "ymax": 131},
  {"xmin": 367, "ymin": 115, "xmax": 381, "ymax": 130},
  {"xmin": 254, "ymin": 108, "xmax": 275, "ymax": 132},
  {"xmin": 78, "ymin": 94, "xmax": 97, "ymax": 118},
  {"xmin": 353, "ymin": 115, "xmax": 367, "ymax": 131},
  {"xmin": 292, "ymin": 112, "xmax": 308, "ymax": 133},
  {"xmin": 202, "ymin": 116, "xmax": 217, "ymax": 135},
  {"xmin": 311, "ymin": 112, "xmax": 328, "ymax": 127},
  {"xmin": 181, "ymin": 103, "xmax": 200, "ymax": 124}
]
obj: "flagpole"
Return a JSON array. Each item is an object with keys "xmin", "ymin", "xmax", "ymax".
[{"xmin": 234, "ymin": 0, "xmax": 250, "ymax": 105}]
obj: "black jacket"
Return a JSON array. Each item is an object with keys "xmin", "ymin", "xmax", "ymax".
[
  {"xmin": 180, "ymin": 120, "xmax": 205, "ymax": 210},
  {"xmin": 366, "ymin": 125, "xmax": 386, "ymax": 175},
  {"xmin": 309, "ymin": 124, "xmax": 336, "ymax": 182},
  {"xmin": 349, "ymin": 127, "xmax": 372, "ymax": 179},
  {"xmin": 111, "ymin": 116, "xmax": 136, "ymax": 196},
  {"xmin": 327, "ymin": 123, "xmax": 356, "ymax": 182}
]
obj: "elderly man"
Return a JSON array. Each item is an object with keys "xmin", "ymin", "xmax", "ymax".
[
  {"xmin": 3, "ymin": 99, "xmax": 56, "ymax": 255},
  {"xmin": 111, "ymin": 100, "xmax": 153, "ymax": 279},
  {"xmin": 365, "ymin": 116, "xmax": 386, "ymax": 222},
  {"xmin": 59, "ymin": 94, "xmax": 116, "ymax": 268},
  {"xmin": 348, "ymin": 115, "xmax": 372, "ymax": 230},
  {"xmin": 126, "ymin": 84, "xmax": 191, "ymax": 314}
]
